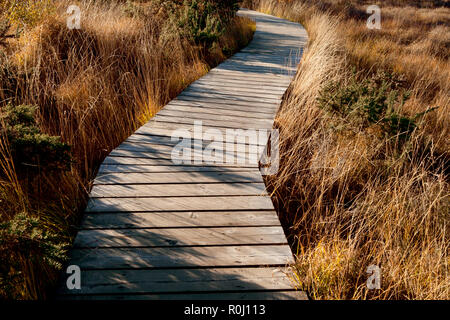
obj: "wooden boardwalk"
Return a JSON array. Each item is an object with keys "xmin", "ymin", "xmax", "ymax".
[{"xmin": 58, "ymin": 9, "xmax": 308, "ymax": 300}]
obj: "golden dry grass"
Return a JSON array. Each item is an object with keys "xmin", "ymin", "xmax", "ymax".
[{"xmin": 243, "ymin": 0, "xmax": 449, "ymax": 299}]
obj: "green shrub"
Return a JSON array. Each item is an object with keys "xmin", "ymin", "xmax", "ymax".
[
  {"xmin": 0, "ymin": 104, "xmax": 72, "ymax": 173},
  {"xmin": 173, "ymin": 0, "xmax": 240, "ymax": 44},
  {"xmin": 317, "ymin": 72, "xmax": 436, "ymax": 140},
  {"xmin": 0, "ymin": 212, "xmax": 67, "ymax": 299}
]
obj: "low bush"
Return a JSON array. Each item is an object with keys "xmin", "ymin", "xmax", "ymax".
[
  {"xmin": 318, "ymin": 72, "xmax": 437, "ymax": 140},
  {"xmin": 0, "ymin": 213, "xmax": 67, "ymax": 299},
  {"xmin": 168, "ymin": 0, "xmax": 240, "ymax": 44},
  {"xmin": 1, "ymin": 104, "xmax": 72, "ymax": 174}
]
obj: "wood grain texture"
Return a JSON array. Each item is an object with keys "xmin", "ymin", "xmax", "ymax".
[
  {"xmin": 73, "ymin": 226, "xmax": 287, "ymax": 248},
  {"xmin": 90, "ymin": 182, "xmax": 267, "ymax": 197},
  {"xmin": 80, "ymin": 210, "xmax": 281, "ymax": 229},
  {"xmin": 58, "ymin": 267, "xmax": 296, "ymax": 295},
  {"xmin": 69, "ymin": 245, "xmax": 295, "ymax": 269},
  {"xmin": 85, "ymin": 196, "xmax": 275, "ymax": 212}
]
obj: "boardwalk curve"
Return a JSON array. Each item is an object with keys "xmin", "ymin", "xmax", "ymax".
[{"xmin": 58, "ymin": 9, "xmax": 308, "ymax": 300}]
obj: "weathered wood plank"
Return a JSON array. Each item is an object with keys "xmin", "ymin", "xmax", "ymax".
[
  {"xmin": 116, "ymin": 139, "xmax": 267, "ymax": 155},
  {"xmin": 109, "ymin": 153, "xmax": 264, "ymax": 168},
  {"xmin": 58, "ymin": 290, "xmax": 307, "ymax": 300},
  {"xmin": 97, "ymin": 164, "xmax": 261, "ymax": 173},
  {"xmin": 102, "ymin": 156, "xmax": 259, "ymax": 167},
  {"xmin": 58, "ymin": 267, "xmax": 295, "ymax": 295},
  {"xmin": 135, "ymin": 121, "xmax": 275, "ymax": 140},
  {"xmin": 214, "ymin": 66, "xmax": 296, "ymax": 76},
  {"xmin": 190, "ymin": 81, "xmax": 288, "ymax": 95},
  {"xmin": 148, "ymin": 116, "xmax": 273, "ymax": 129},
  {"xmin": 160, "ymin": 104, "xmax": 276, "ymax": 119},
  {"xmin": 147, "ymin": 114, "xmax": 273, "ymax": 128},
  {"xmin": 166, "ymin": 99, "xmax": 277, "ymax": 114},
  {"xmin": 73, "ymin": 226, "xmax": 287, "ymax": 248},
  {"xmin": 177, "ymin": 91, "xmax": 281, "ymax": 108},
  {"xmin": 151, "ymin": 115, "xmax": 274, "ymax": 130},
  {"xmin": 173, "ymin": 95, "xmax": 278, "ymax": 109},
  {"xmin": 94, "ymin": 171, "xmax": 264, "ymax": 185},
  {"xmin": 69, "ymin": 245, "xmax": 294, "ymax": 269},
  {"xmin": 194, "ymin": 73, "xmax": 290, "ymax": 85},
  {"xmin": 91, "ymin": 183, "xmax": 267, "ymax": 197},
  {"xmin": 108, "ymin": 148, "xmax": 260, "ymax": 165},
  {"xmin": 120, "ymin": 140, "xmax": 258, "ymax": 151},
  {"xmin": 80, "ymin": 210, "xmax": 280, "ymax": 229},
  {"xmin": 125, "ymin": 131, "xmax": 268, "ymax": 147},
  {"xmin": 179, "ymin": 89, "xmax": 282, "ymax": 102},
  {"xmin": 85, "ymin": 196, "xmax": 274, "ymax": 212},
  {"xmin": 207, "ymin": 68, "xmax": 293, "ymax": 81},
  {"xmin": 154, "ymin": 109, "xmax": 276, "ymax": 124}
]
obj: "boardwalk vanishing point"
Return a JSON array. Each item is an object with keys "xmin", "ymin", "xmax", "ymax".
[{"xmin": 57, "ymin": 9, "xmax": 309, "ymax": 300}]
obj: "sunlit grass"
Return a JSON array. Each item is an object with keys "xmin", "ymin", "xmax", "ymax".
[{"xmin": 243, "ymin": 0, "xmax": 449, "ymax": 300}]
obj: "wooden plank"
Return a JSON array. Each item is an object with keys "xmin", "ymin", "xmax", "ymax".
[
  {"xmin": 214, "ymin": 65, "xmax": 295, "ymax": 76},
  {"xmin": 85, "ymin": 196, "xmax": 274, "ymax": 212},
  {"xmin": 107, "ymin": 153, "xmax": 261, "ymax": 167},
  {"xmin": 207, "ymin": 70, "xmax": 293, "ymax": 79},
  {"xmin": 58, "ymin": 267, "xmax": 294, "ymax": 295},
  {"xmin": 155, "ymin": 108, "xmax": 275, "ymax": 123},
  {"xmin": 80, "ymin": 210, "xmax": 281, "ymax": 229},
  {"xmin": 155, "ymin": 107, "xmax": 276, "ymax": 124},
  {"xmin": 113, "ymin": 141, "xmax": 266, "ymax": 156},
  {"xmin": 73, "ymin": 226, "xmax": 287, "ymax": 248},
  {"xmin": 216, "ymin": 60, "xmax": 294, "ymax": 68},
  {"xmin": 94, "ymin": 171, "xmax": 264, "ymax": 185},
  {"xmin": 160, "ymin": 103, "xmax": 276, "ymax": 119},
  {"xmin": 181, "ymin": 87, "xmax": 283, "ymax": 101},
  {"xmin": 150, "ymin": 115, "xmax": 274, "ymax": 130},
  {"xmin": 91, "ymin": 183, "xmax": 267, "ymax": 197},
  {"xmin": 223, "ymin": 57, "xmax": 294, "ymax": 66},
  {"xmin": 148, "ymin": 115, "xmax": 273, "ymax": 129},
  {"xmin": 97, "ymin": 164, "xmax": 261, "ymax": 173},
  {"xmin": 58, "ymin": 290, "xmax": 307, "ymax": 300},
  {"xmin": 135, "ymin": 121, "xmax": 275, "ymax": 139},
  {"xmin": 108, "ymin": 148, "xmax": 260, "ymax": 165},
  {"xmin": 190, "ymin": 81, "xmax": 288, "ymax": 95},
  {"xmin": 193, "ymin": 77, "xmax": 289, "ymax": 90},
  {"xmin": 217, "ymin": 59, "xmax": 296, "ymax": 68},
  {"xmin": 207, "ymin": 68, "xmax": 292, "ymax": 81},
  {"xmin": 125, "ymin": 131, "xmax": 268, "ymax": 147},
  {"xmin": 69, "ymin": 245, "xmax": 294, "ymax": 269},
  {"xmin": 178, "ymin": 91, "xmax": 281, "ymax": 105},
  {"xmin": 225, "ymin": 57, "xmax": 297, "ymax": 66},
  {"xmin": 165, "ymin": 99, "xmax": 278, "ymax": 113},
  {"xmin": 102, "ymin": 156, "xmax": 258, "ymax": 167},
  {"xmin": 173, "ymin": 95, "xmax": 278, "ymax": 109}
]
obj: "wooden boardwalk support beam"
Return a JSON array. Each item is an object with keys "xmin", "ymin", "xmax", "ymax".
[{"xmin": 57, "ymin": 9, "xmax": 308, "ymax": 300}]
